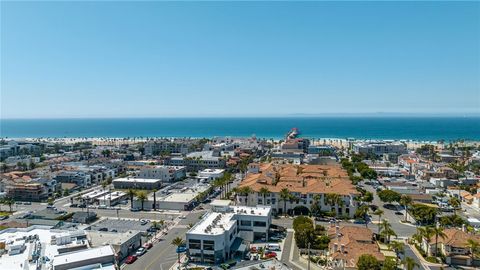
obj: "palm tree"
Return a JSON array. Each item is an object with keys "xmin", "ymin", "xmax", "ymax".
[
  {"xmin": 171, "ymin": 237, "xmax": 185, "ymax": 263},
  {"xmin": 448, "ymin": 197, "xmax": 461, "ymax": 215},
  {"xmin": 4, "ymin": 198, "xmax": 14, "ymax": 212},
  {"xmin": 238, "ymin": 186, "xmax": 253, "ymax": 205},
  {"xmin": 311, "ymin": 194, "xmax": 322, "ymax": 217},
  {"xmin": 379, "ymin": 219, "xmax": 397, "ymax": 243},
  {"xmin": 389, "ymin": 241, "xmax": 405, "ymax": 256},
  {"xmin": 373, "ymin": 209, "xmax": 384, "ymax": 234},
  {"xmin": 355, "ymin": 204, "xmax": 370, "ymax": 228},
  {"xmin": 325, "ymin": 193, "xmax": 340, "ymax": 214},
  {"xmin": 465, "ymin": 239, "xmax": 480, "ymax": 263},
  {"xmin": 127, "ymin": 189, "xmax": 136, "ymax": 208},
  {"xmin": 420, "ymin": 226, "xmax": 435, "ymax": 256},
  {"xmin": 279, "ymin": 188, "xmax": 291, "ymax": 216},
  {"xmin": 432, "ymin": 226, "xmax": 447, "ymax": 257},
  {"xmin": 152, "ymin": 188, "xmax": 158, "ymax": 211},
  {"xmin": 402, "ymin": 257, "xmax": 419, "ymax": 270},
  {"xmin": 399, "ymin": 195, "xmax": 412, "ymax": 222},
  {"xmin": 136, "ymin": 191, "xmax": 147, "ymax": 211},
  {"xmin": 258, "ymin": 187, "xmax": 270, "ymax": 205}
]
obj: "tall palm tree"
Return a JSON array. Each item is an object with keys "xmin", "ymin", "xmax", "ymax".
[
  {"xmin": 399, "ymin": 195, "xmax": 412, "ymax": 222},
  {"xmin": 279, "ymin": 188, "xmax": 291, "ymax": 216},
  {"xmin": 325, "ymin": 193, "xmax": 341, "ymax": 214},
  {"xmin": 420, "ymin": 226, "xmax": 435, "ymax": 256},
  {"xmin": 465, "ymin": 239, "xmax": 480, "ymax": 263},
  {"xmin": 171, "ymin": 237, "xmax": 185, "ymax": 263},
  {"xmin": 136, "ymin": 191, "xmax": 147, "ymax": 211},
  {"xmin": 402, "ymin": 257, "xmax": 419, "ymax": 270},
  {"xmin": 355, "ymin": 204, "xmax": 370, "ymax": 228},
  {"xmin": 432, "ymin": 226, "xmax": 447, "ymax": 257},
  {"xmin": 379, "ymin": 219, "xmax": 397, "ymax": 243},
  {"xmin": 238, "ymin": 186, "xmax": 253, "ymax": 205},
  {"xmin": 311, "ymin": 194, "xmax": 322, "ymax": 217},
  {"xmin": 373, "ymin": 209, "xmax": 384, "ymax": 234},
  {"xmin": 259, "ymin": 187, "xmax": 270, "ymax": 205},
  {"xmin": 448, "ymin": 197, "xmax": 461, "ymax": 215},
  {"xmin": 127, "ymin": 189, "xmax": 136, "ymax": 208},
  {"xmin": 152, "ymin": 188, "xmax": 158, "ymax": 211}
]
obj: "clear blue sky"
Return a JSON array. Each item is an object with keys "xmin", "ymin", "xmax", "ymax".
[{"xmin": 1, "ymin": 1, "xmax": 479, "ymax": 118}]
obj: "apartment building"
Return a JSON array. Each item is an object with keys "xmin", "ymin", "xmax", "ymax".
[
  {"xmin": 236, "ymin": 163, "xmax": 360, "ymax": 218},
  {"xmin": 186, "ymin": 205, "xmax": 272, "ymax": 264},
  {"xmin": 353, "ymin": 141, "xmax": 407, "ymax": 158},
  {"xmin": 165, "ymin": 151, "xmax": 226, "ymax": 171},
  {"xmin": 137, "ymin": 165, "xmax": 186, "ymax": 182},
  {"xmin": 327, "ymin": 224, "xmax": 385, "ymax": 269},
  {"xmin": 4, "ymin": 178, "xmax": 57, "ymax": 201},
  {"xmin": 55, "ymin": 171, "xmax": 91, "ymax": 187},
  {"xmin": 422, "ymin": 227, "xmax": 480, "ymax": 267}
]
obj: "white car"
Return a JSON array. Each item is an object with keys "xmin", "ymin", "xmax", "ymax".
[{"xmin": 135, "ymin": 247, "xmax": 147, "ymax": 256}]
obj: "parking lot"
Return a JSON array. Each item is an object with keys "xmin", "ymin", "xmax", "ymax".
[{"xmin": 88, "ymin": 218, "xmax": 154, "ymax": 233}]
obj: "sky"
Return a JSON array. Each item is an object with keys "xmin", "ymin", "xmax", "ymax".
[{"xmin": 1, "ymin": 1, "xmax": 479, "ymax": 118}]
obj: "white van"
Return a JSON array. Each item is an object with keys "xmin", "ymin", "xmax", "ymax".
[{"xmin": 266, "ymin": 244, "xmax": 281, "ymax": 251}]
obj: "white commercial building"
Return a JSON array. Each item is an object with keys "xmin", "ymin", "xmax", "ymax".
[
  {"xmin": 137, "ymin": 165, "xmax": 186, "ymax": 182},
  {"xmin": 0, "ymin": 226, "xmax": 116, "ymax": 270},
  {"xmin": 198, "ymin": 169, "xmax": 225, "ymax": 181},
  {"xmin": 112, "ymin": 177, "xmax": 162, "ymax": 190},
  {"xmin": 186, "ymin": 205, "xmax": 272, "ymax": 264}
]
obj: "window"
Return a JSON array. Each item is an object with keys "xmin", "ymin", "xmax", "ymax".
[
  {"xmin": 253, "ymin": 221, "xmax": 267, "ymax": 227},
  {"xmin": 240, "ymin": 220, "xmax": 252, "ymax": 226}
]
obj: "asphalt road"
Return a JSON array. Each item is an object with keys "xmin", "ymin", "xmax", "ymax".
[
  {"xmin": 363, "ymin": 184, "xmax": 417, "ymax": 238},
  {"xmin": 123, "ymin": 210, "xmax": 206, "ymax": 270}
]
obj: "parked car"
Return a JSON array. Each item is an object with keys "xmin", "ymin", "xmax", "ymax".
[
  {"xmin": 23, "ymin": 201, "xmax": 31, "ymax": 205},
  {"xmin": 130, "ymin": 208, "xmax": 140, "ymax": 212},
  {"xmin": 394, "ymin": 211, "xmax": 403, "ymax": 215},
  {"xmin": 143, "ymin": 242, "xmax": 153, "ymax": 249},
  {"xmin": 0, "ymin": 215, "xmax": 9, "ymax": 220},
  {"xmin": 125, "ymin": 255, "xmax": 137, "ymax": 264},
  {"xmin": 140, "ymin": 219, "xmax": 148, "ymax": 225},
  {"xmin": 265, "ymin": 251, "xmax": 277, "ymax": 258},
  {"xmin": 135, "ymin": 247, "xmax": 147, "ymax": 256}
]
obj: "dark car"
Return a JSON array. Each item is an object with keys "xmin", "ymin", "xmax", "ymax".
[{"xmin": 394, "ymin": 211, "xmax": 403, "ymax": 215}]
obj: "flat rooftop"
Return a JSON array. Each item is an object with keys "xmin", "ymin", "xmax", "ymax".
[
  {"xmin": 189, "ymin": 212, "xmax": 236, "ymax": 235},
  {"xmin": 211, "ymin": 199, "xmax": 232, "ymax": 207},
  {"xmin": 232, "ymin": 205, "xmax": 271, "ymax": 217},
  {"xmin": 113, "ymin": 177, "xmax": 161, "ymax": 183},
  {"xmin": 162, "ymin": 192, "xmax": 198, "ymax": 203},
  {"xmin": 53, "ymin": 245, "xmax": 114, "ymax": 268},
  {"xmin": 87, "ymin": 230, "xmax": 140, "ymax": 246},
  {"xmin": 0, "ymin": 226, "xmax": 94, "ymax": 270}
]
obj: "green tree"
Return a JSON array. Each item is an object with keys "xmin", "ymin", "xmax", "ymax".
[
  {"xmin": 381, "ymin": 258, "xmax": 397, "ymax": 270},
  {"xmin": 258, "ymin": 187, "xmax": 270, "ymax": 205},
  {"xmin": 399, "ymin": 195, "xmax": 413, "ymax": 222},
  {"xmin": 378, "ymin": 190, "xmax": 401, "ymax": 204},
  {"xmin": 402, "ymin": 257, "xmax": 419, "ymax": 270},
  {"xmin": 136, "ymin": 191, "xmax": 147, "ymax": 211},
  {"xmin": 357, "ymin": 254, "xmax": 380, "ymax": 270},
  {"xmin": 279, "ymin": 188, "xmax": 291, "ymax": 216},
  {"xmin": 465, "ymin": 239, "xmax": 480, "ymax": 262},
  {"xmin": 171, "ymin": 237, "xmax": 185, "ymax": 263},
  {"xmin": 379, "ymin": 219, "xmax": 397, "ymax": 243},
  {"xmin": 354, "ymin": 204, "xmax": 370, "ymax": 227},
  {"xmin": 432, "ymin": 226, "xmax": 447, "ymax": 257},
  {"xmin": 238, "ymin": 186, "xmax": 253, "ymax": 205},
  {"xmin": 373, "ymin": 209, "xmax": 384, "ymax": 234},
  {"xmin": 127, "ymin": 189, "xmax": 136, "ymax": 208},
  {"xmin": 448, "ymin": 197, "xmax": 461, "ymax": 215}
]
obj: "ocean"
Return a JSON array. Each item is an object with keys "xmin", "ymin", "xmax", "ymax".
[{"xmin": 0, "ymin": 117, "xmax": 479, "ymax": 141}]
